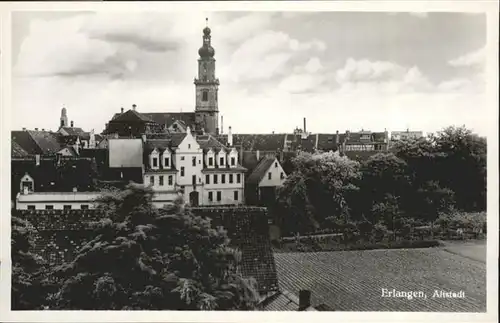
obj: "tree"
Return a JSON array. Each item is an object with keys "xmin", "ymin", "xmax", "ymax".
[
  {"xmin": 11, "ymin": 216, "xmax": 48, "ymax": 310},
  {"xmin": 359, "ymin": 153, "xmax": 409, "ymax": 223},
  {"xmin": 275, "ymin": 151, "xmax": 361, "ymax": 234},
  {"xmin": 434, "ymin": 126, "xmax": 486, "ymax": 211},
  {"xmin": 48, "ymin": 184, "xmax": 259, "ymax": 310}
]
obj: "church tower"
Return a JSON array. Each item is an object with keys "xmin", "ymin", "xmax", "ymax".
[
  {"xmin": 60, "ymin": 106, "xmax": 68, "ymax": 128},
  {"xmin": 194, "ymin": 18, "xmax": 219, "ymax": 135}
]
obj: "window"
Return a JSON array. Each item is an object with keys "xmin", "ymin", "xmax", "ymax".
[
  {"xmin": 188, "ymin": 144, "xmax": 191, "ymax": 149},
  {"xmin": 21, "ymin": 181, "xmax": 33, "ymax": 192},
  {"xmin": 164, "ymin": 157, "xmax": 170, "ymax": 167},
  {"xmin": 45, "ymin": 205, "xmax": 54, "ymax": 210},
  {"xmin": 221, "ymin": 174, "xmax": 226, "ymax": 184},
  {"xmin": 27, "ymin": 205, "xmax": 35, "ymax": 210},
  {"xmin": 152, "ymin": 157, "xmax": 158, "ymax": 168},
  {"xmin": 231, "ymin": 157, "xmax": 236, "ymax": 166},
  {"xmin": 268, "ymin": 172, "xmax": 272, "ymax": 180},
  {"xmin": 168, "ymin": 175, "xmax": 173, "ymax": 185},
  {"xmin": 237, "ymin": 174, "xmax": 241, "ymax": 183},
  {"xmin": 192, "ymin": 157, "xmax": 196, "ymax": 166},
  {"xmin": 208, "ymin": 191, "xmax": 213, "ymax": 202},
  {"xmin": 202, "ymin": 91, "xmax": 208, "ymax": 101},
  {"xmin": 81, "ymin": 205, "xmax": 89, "ymax": 210},
  {"xmin": 215, "ymin": 90, "xmax": 218, "ymax": 101},
  {"xmin": 220, "ymin": 157, "xmax": 224, "ymax": 166},
  {"xmin": 229, "ymin": 174, "xmax": 233, "ymax": 183},
  {"xmin": 180, "ymin": 167, "xmax": 185, "ymax": 177},
  {"xmin": 275, "ymin": 161, "xmax": 278, "ymax": 168},
  {"xmin": 181, "ymin": 156, "xmax": 185, "ymax": 161},
  {"xmin": 150, "ymin": 176, "xmax": 155, "ymax": 186},
  {"xmin": 192, "ymin": 175, "xmax": 196, "ymax": 185},
  {"xmin": 280, "ymin": 172, "xmax": 285, "ymax": 180},
  {"xmin": 208, "ymin": 157, "xmax": 214, "ymax": 166},
  {"xmin": 64, "ymin": 205, "xmax": 72, "ymax": 210},
  {"xmin": 234, "ymin": 191, "xmax": 239, "ymax": 201},
  {"xmin": 159, "ymin": 175, "xmax": 164, "ymax": 186},
  {"xmin": 216, "ymin": 191, "xmax": 221, "ymax": 201},
  {"xmin": 205, "ymin": 174, "xmax": 210, "ymax": 184},
  {"xmin": 214, "ymin": 174, "xmax": 218, "ymax": 184}
]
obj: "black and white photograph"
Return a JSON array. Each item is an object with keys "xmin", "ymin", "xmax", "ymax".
[{"xmin": 1, "ymin": 1, "xmax": 498, "ymax": 322}]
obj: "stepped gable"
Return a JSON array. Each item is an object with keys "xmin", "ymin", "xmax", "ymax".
[
  {"xmin": 190, "ymin": 206, "xmax": 279, "ymax": 293},
  {"xmin": 246, "ymin": 156, "xmax": 276, "ymax": 185}
]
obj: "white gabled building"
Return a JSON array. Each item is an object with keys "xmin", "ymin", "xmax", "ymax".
[{"xmin": 143, "ymin": 126, "xmax": 246, "ymax": 206}]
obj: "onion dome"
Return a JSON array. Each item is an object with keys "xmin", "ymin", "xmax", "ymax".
[
  {"xmin": 203, "ymin": 26, "xmax": 211, "ymax": 35},
  {"xmin": 198, "ymin": 45, "xmax": 215, "ymax": 58}
]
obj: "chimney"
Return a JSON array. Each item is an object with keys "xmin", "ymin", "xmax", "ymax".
[
  {"xmin": 42, "ymin": 128, "xmax": 45, "ymax": 131},
  {"xmin": 221, "ymin": 115, "xmax": 224, "ymax": 134},
  {"xmin": 216, "ymin": 127, "xmax": 219, "ymax": 136},
  {"xmin": 34, "ymin": 128, "xmax": 38, "ymax": 131},
  {"xmin": 132, "ymin": 104, "xmax": 137, "ymax": 111},
  {"xmin": 35, "ymin": 154, "xmax": 40, "ymax": 166},
  {"xmin": 336, "ymin": 130, "xmax": 339, "ymax": 144},
  {"xmin": 299, "ymin": 290, "xmax": 311, "ymax": 311},
  {"xmin": 70, "ymin": 121, "xmax": 74, "ymax": 128},
  {"xmin": 121, "ymin": 107, "xmax": 124, "ymax": 113},
  {"xmin": 228, "ymin": 126, "xmax": 233, "ymax": 147},
  {"xmin": 303, "ymin": 117, "xmax": 307, "ymax": 134},
  {"xmin": 256, "ymin": 150, "xmax": 260, "ymax": 161},
  {"xmin": 22, "ymin": 127, "xmax": 26, "ymax": 131}
]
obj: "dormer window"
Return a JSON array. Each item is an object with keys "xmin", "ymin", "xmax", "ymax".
[
  {"xmin": 231, "ymin": 157, "xmax": 236, "ymax": 166},
  {"xmin": 209, "ymin": 157, "xmax": 214, "ymax": 166},
  {"xmin": 164, "ymin": 156, "xmax": 170, "ymax": 168},
  {"xmin": 219, "ymin": 156, "xmax": 225, "ymax": 166},
  {"xmin": 152, "ymin": 158, "xmax": 158, "ymax": 168},
  {"xmin": 20, "ymin": 174, "xmax": 34, "ymax": 193}
]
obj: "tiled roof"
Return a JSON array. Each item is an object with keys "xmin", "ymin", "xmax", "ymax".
[
  {"xmin": 11, "ymin": 157, "xmax": 98, "ymax": 197},
  {"xmin": 261, "ymin": 290, "xmax": 317, "ymax": 311},
  {"xmin": 190, "ymin": 206, "xmax": 279, "ymax": 293},
  {"xmin": 12, "ymin": 130, "xmax": 62, "ymax": 156},
  {"xmin": 112, "ymin": 109, "xmax": 154, "ymax": 123},
  {"xmin": 140, "ymin": 112, "xmax": 196, "ymax": 128},
  {"xmin": 274, "ymin": 249, "xmax": 486, "ymax": 311},
  {"xmin": 144, "ymin": 134, "xmax": 187, "ymax": 153},
  {"xmin": 60, "ymin": 127, "xmax": 85, "ymax": 136},
  {"xmin": 241, "ymin": 151, "xmax": 260, "ymax": 173},
  {"xmin": 12, "ymin": 140, "xmax": 29, "ymax": 157},
  {"xmin": 316, "ymin": 134, "xmax": 340, "ymax": 152},
  {"xmin": 196, "ymin": 134, "xmax": 229, "ymax": 153},
  {"xmin": 246, "ymin": 156, "xmax": 276, "ymax": 185},
  {"xmin": 217, "ymin": 134, "xmax": 287, "ymax": 151}
]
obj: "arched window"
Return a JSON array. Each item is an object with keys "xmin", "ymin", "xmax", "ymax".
[{"xmin": 202, "ymin": 91, "xmax": 208, "ymax": 101}]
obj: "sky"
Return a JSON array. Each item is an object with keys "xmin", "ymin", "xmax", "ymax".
[{"xmin": 11, "ymin": 11, "xmax": 487, "ymax": 135}]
